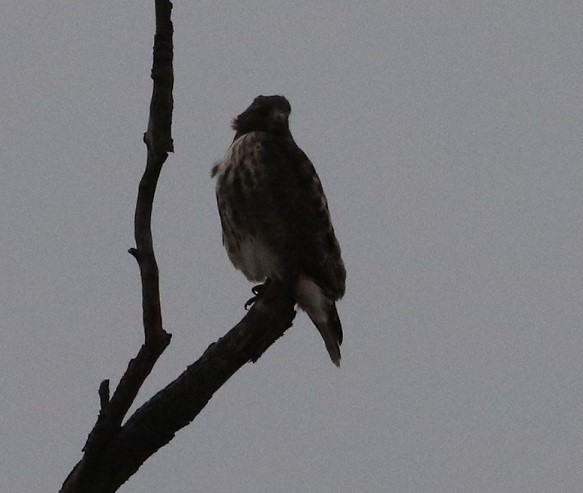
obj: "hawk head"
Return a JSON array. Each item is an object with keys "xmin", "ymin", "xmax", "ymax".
[{"xmin": 232, "ymin": 95, "xmax": 291, "ymax": 139}]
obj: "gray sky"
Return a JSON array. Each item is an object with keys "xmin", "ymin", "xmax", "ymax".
[{"xmin": 2, "ymin": 1, "xmax": 583, "ymax": 492}]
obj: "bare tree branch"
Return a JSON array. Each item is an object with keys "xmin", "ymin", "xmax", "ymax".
[
  {"xmin": 60, "ymin": 1, "xmax": 174, "ymax": 490},
  {"xmin": 61, "ymin": 2, "xmax": 297, "ymax": 491},
  {"xmin": 63, "ymin": 285, "xmax": 296, "ymax": 492}
]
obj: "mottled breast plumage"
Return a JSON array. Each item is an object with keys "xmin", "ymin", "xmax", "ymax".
[{"xmin": 214, "ymin": 132, "xmax": 286, "ymax": 282}]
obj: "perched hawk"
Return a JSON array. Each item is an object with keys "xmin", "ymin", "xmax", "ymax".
[{"xmin": 212, "ymin": 95, "xmax": 346, "ymax": 366}]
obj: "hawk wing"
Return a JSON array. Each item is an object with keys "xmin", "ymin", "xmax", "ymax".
[{"xmin": 260, "ymin": 135, "xmax": 346, "ymax": 301}]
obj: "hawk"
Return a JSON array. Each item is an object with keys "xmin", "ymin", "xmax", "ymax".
[{"xmin": 212, "ymin": 95, "xmax": 346, "ymax": 366}]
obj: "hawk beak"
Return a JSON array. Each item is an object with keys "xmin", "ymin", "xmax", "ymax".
[{"xmin": 272, "ymin": 111, "xmax": 288, "ymax": 125}]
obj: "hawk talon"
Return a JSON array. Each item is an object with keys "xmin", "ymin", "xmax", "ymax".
[
  {"xmin": 245, "ymin": 280, "xmax": 271, "ymax": 309},
  {"xmin": 244, "ymin": 296, "xmax": 257, "ymax": 310}
]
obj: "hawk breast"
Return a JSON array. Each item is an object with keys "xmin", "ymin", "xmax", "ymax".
[{"xmin": 214, "ymin": 133, "xmax": 284, "ymax": 282}]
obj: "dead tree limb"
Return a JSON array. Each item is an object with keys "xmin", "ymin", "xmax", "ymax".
[
  {"xmin": 63, "ymin": 284, "xmax": 295, "ymax": 492},
  {"xmin": 60, "ymin": 2, "xmax": 296, "ymax": 491}
]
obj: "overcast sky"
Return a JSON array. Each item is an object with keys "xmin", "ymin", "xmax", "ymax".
[{"xmin": 2, "ymin": 1, "xmax": 583, "ymax": 492}]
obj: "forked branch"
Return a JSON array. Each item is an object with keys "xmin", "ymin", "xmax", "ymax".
[{"xmin": 60, "ymin": 2, "xmax": 296, "ymax": 491}]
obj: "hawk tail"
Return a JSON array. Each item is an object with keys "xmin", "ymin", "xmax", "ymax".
[
  {"xmin": 295, "ymin": 275, "xmax": 343, "ymax": 367},
  {"xmin": 313, "ymin": 303, "xmax": 343, "ymax": 367}
]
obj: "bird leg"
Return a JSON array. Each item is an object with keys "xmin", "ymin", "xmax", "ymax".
[{"xmin": 244, "ymin": 278, "xmax": 272, "ymax": 310}]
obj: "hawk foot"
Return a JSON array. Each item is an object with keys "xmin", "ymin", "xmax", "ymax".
[{"xmin": 244, "ymin": 279, "xmax": 271, "ymax": 310}]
